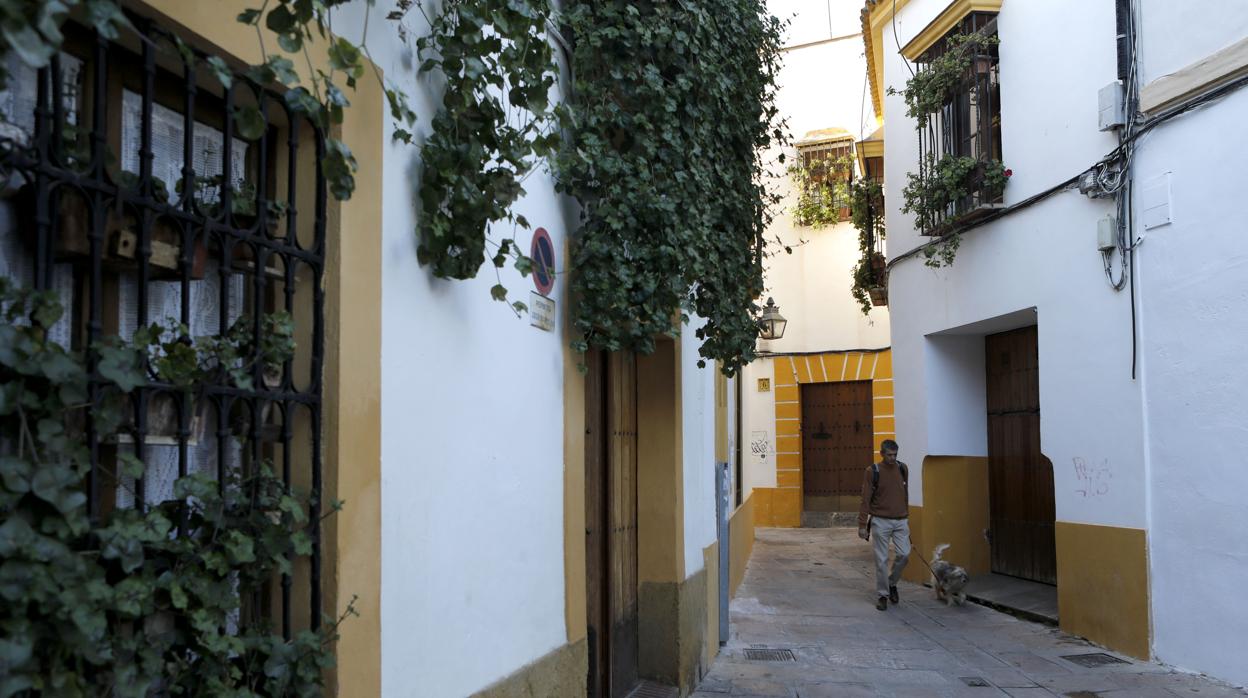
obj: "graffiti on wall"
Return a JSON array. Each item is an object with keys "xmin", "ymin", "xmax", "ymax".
[
  {"xmin": 750, "ymin": 431, "xmax": 770, "ymax": 464},
  {"xmin": 1072, "ymin": 457, "xmax": 1112, "ymax": 498}
]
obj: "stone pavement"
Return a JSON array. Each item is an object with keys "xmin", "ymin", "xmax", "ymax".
[{"xmin": 693, "ymin": 528, "xmax": 1247, "ymax": 698}]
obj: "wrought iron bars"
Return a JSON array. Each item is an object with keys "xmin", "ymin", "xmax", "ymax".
[
  {"xmin": 0, "ymin": 14, "xmax": 326, "ymax": 639},
  {"xmin": 914, "ymin": 12, "xmax": 1002, "ymax": 234}
]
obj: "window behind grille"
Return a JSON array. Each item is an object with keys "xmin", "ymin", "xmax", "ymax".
[
  {"xmin": 795, "ymin": 137, "xmax": 854, "ymax": 224},
  {"xmin": 0, "ymin": 16, "xmax": 327, "ymax": 637},
  {"xmin": 914, "ymin": 12, "xmax": 1002, "ymax": 233}
]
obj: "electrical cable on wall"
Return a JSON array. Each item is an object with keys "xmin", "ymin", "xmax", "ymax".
[{"xmin": 893, "ymin": 0, "xmax": 916, "ymax": 78}]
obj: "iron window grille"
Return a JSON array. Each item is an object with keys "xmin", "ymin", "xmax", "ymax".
[
  {"xmin": 0, "ymin": 14, "xmax": 327, "ymax": 638},
  {"xmin": 795, "ymin": 139, "xmax": 854, "ymax": 225},
  {"xmin": 914, "ymin": 12, "xmax": 1002, "ymax": 233}
]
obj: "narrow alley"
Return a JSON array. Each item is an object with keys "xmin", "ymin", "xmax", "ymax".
[{"xmin": 694, "ymin": 529, "xmax": 1247, "ymax": 698}]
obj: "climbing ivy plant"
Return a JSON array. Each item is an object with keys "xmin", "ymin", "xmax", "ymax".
[
  {"xmin": 0, "ymin": 280, "xmax": 349, "ymax": 696},
  {"xmin": 788, "ymin": 154, "xmax": 853, "ymax": 228},
  {"xmin": 0, "ymin": 0, "xmax": 421, "ymax": 203},
  {"xmin": 848, "ymin": 178, "xmax": 886, "ymax": 315},
  {"xmin": 900, "ymin": 153, "xmax": 1009, "ymax": 267},
  {"xmin": 402, "ymin": 0, "xmax": 564, "ymax": 314},
  {"xmin": 558, "ymin": 0, "xmax": 786, "ymax": 373}
]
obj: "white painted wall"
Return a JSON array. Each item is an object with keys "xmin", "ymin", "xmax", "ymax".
[
  {"xmin": 883, "ymin": 0, "xmax": 1147, "ymax": 529},
  {"xmin": 923, "ymin": 333, "xmax": 987, "ymax": 458},
  {"xmin": 741, "ymin": 358, "xmax": 778, "ymax": 492},
  {"xmin": 1133, "ymin": 5, "xmax": 1248, "ymax": 684},
  {"xmin": 882, "ymin": 0, "xmax": 1248, "ymax": 686},
  {"xmin": 682, "ymin": 321, "xmax": 720, "ymax": 577},
  {"xmin": 742, "ymin": 0, "xmax": 890, "ymax": 500},
  {"xmin": 763, "ymin": 0, "xmax": 889, "ymax": 356},
  {"xmin": 338, "ymin": 5, "xmax": 574, "ymax": 695}
]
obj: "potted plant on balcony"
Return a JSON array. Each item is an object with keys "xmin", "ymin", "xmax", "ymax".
[
  {"xmin": 900, "ymin": 154, "xmax": 1010, "ymax": 265},
  {"xmin": 848, "ymin": 178, "xmax": 887, "ymax": 314}
]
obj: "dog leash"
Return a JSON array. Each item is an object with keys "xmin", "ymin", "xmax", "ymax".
[{"xmin": 908, "ymin": 536, "xmax": 938, "ymax": 576}]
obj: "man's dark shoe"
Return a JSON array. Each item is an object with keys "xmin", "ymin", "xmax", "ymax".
[
  {"xmin": 889, "ymin": 585, "xmax": 899, "ymax": 604},
  {"xmin": 876, "ymin": 596, "xmax": 888, "ymax": 611}
]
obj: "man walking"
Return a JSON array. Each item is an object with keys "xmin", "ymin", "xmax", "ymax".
[{"xmin": 858, "ymin": 440, "xmax": 910, "ymax": 611}]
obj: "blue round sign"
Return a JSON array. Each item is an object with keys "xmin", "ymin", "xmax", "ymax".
[{"xmin": 531, "ymin": 227, "xmax": 555, "ymax": 296}]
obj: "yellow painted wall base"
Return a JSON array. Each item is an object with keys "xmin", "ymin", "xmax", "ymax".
[
  {"xmin": 703, "ymin": 543, "xmax": 720, "ymax": 670},
  {"xmin": 750, "ymin": 487, "xmax": 801, "ymax": 527},
  {"xmin": 1056, "ymin": 522, "xmax": 1151, "ymax": 660},
  {"xmin": 919, "ymin": 456, "xmax": 991, "ymax": 575},
  {"xmin": 729, "ymin": 493, "xmax": 755, "ymax": 598},
  {"xmin": 901, "ymin": 505, "xmax": 926, "ymax": 585}
]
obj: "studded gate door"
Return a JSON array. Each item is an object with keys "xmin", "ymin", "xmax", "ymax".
[
  {"xmin": 986, "ymin": 326, "xmax": 1057, "ymax": 584},
  {"xmin": 801, "ymin": 381, "xmax": 874, "ymax": 511}
]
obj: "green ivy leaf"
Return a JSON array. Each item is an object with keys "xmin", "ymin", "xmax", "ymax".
[
  {"xmin": 277, "ymin": 31, "xmax": 303, "ymax": 53},
  {"xmin": 2, "ymin": 25, "xmax": 56, "ymax": 69},
  {"xmin": 85, "ymin": 0, "xmax": 133, "ymax": 41},
  {"xmin": 206, "ymin": 56, "xmax": 233, "ymax": 88},
  {"xmin": 118, "ymin": 453, "xmax": 145, "ymax": 480},
  {"xmin": 96, "ymin": 344, "xmax": 145, "ymax": 392},
  {"xmin": 234, "ymin": 104, "xmax": 267, "ymax": 140},
  {"xmin": 490, "ymin": 284, "xmax": 508, "ymax": 301},
  {"xmin": 264, "ymin": 3, "xmax": 296, "ymax": 33},
  {"xmin": 0, "ymin": 456, "xmax": 32, "ymax": 494},
  {"xmin": 267, "ymin": 55, "xmax": 299, "ymax": 85},
  {"xmin": 237, "ymin": 8, "xmax": 262, "ymax": 25},
  {"xmin": 327, "ymin": 37, "xmax": 363, "ymax": 78}
]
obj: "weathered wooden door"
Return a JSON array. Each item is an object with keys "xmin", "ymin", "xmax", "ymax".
[
  {"xmin": 801, "ymin": 381, "xmax": 874, "ymax": 510},
  {"xmin": 985, "ymin": 326, "xmax": 1057, "ymax": 584},
  {"xmin": 585, "ymin": 351, "xmax": 639, "ymax": 697}
]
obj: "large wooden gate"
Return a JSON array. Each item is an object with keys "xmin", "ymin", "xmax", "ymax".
[
  {"xmin": 985, "ymin": 326, "xmax": 1056, "ymax": 584},
  {"xmin": 585, "ymin": 351, "xmax": 639, "ymax": 697},
  {"xmin": 801, "ymin": 381, "xmax": 874, "ymax": 510}
]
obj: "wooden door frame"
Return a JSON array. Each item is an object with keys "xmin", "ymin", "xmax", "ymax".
[
  {"xmin": 799, "ymin": 380, "xmax": 875, "ymax": 511},
  {"xmin": 585, "ymin": 351, "xmax": 639, "ymax": 698}
]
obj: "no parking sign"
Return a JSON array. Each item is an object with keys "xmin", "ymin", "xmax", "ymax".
[
  {"xmin": 531, "ymin": 227, "xmax": 555, "ymax": 296},
  {"xmin": 529, "ymin": 227, "xmax": 556, "ymax": 332}
]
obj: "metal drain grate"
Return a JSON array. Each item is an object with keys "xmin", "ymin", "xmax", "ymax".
[
  {"xmin": 744, "ymin": 648, "xmax": 796, "ymax": 662},
  {"xmin": 627, "ymin": 680, "xmax": 678, "ymax": 698},
  {"xmin": 959, "ymin": 676, "xmax": 992, "ymax": 687},
  {"xmin": 1060, "ymin": 652, "xmax": 1130, "ymax": 668}
]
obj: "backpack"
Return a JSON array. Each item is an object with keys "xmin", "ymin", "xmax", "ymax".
[{"xmin": 870, "ymin": 461, "xmax": 908, "ymax": 499}]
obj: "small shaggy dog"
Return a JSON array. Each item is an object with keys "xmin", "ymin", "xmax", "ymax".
[{"xmin": 930, "ymin": 544, "xmax": 970, "ymax": 606}]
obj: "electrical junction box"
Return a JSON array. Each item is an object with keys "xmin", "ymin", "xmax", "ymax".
[
  {"xmin": 1099, "ymin": 81, "xmax": 1125, "ymax": 131},
  {"xmin": 1097, "ymin": 215, "xmax": 1118, "ymax": 251}
]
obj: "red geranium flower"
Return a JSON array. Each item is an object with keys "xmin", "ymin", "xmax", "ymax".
[{"xmin": 1004, "ymin": 169, "xmax": 1013, "ymax": 177}]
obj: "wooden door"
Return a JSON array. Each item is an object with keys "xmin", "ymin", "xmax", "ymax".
[
  {"xmin": 585, "ymin": 351, "xmax": 639, "ymax": 698},
  {"xmin": 985, "ymin": 326, "xmax": 1056, "ymax": 584},
  {"xmin": 585, "ymin": 351, "xmax": 608, "ymax": 698},
  {"xmin": 801, "ymin": 381, "xmax": 874, "ymax": 510}
]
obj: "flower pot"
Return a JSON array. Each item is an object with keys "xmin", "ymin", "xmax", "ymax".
[
  {"xmin": 869, "ymin": 253, "xmax": 886, "ymax": 276},
  {"xmin": 868, "ymin": 285, "xmax": 888, "ymax": 307}
]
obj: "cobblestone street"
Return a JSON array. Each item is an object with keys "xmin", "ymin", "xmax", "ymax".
[{"xmin": 694, "ymin": 528, "xmax": 1247, "ymax": 698}]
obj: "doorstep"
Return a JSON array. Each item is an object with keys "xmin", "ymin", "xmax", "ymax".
[{"xmin": 964, "ymin": 572, "xmax": 1059, "ymax": 625}]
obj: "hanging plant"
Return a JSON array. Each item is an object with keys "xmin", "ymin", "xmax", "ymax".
[
  {"xmin": 847, "ymin": 178, "xmax": 886, "ymax": 314},
  {"xmin": 403, "ymin": 0, "xmax": 562, "ymax": 315},
  {"xmin": 889, "ymin": 27, "xmax": 1008, "ymax": 267},
  {"xmin": 788, "ymin": 154, "xmax": 852, "ymax": 228},
  {"xmin": 900, "ymin": 154, "xmax": 1010, "ymax": 266},
  {"xmin": 557, "ymin": 0, "xmax": 786, "ymax": 374},
  {"xmin": 887, "ymin": 31, "xmax": 999, "ymax": 129}
]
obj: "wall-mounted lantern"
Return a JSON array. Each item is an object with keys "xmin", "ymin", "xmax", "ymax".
[{"xmin": 757, "ymin": 297, "xmax": 787, "ymax": 341}]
